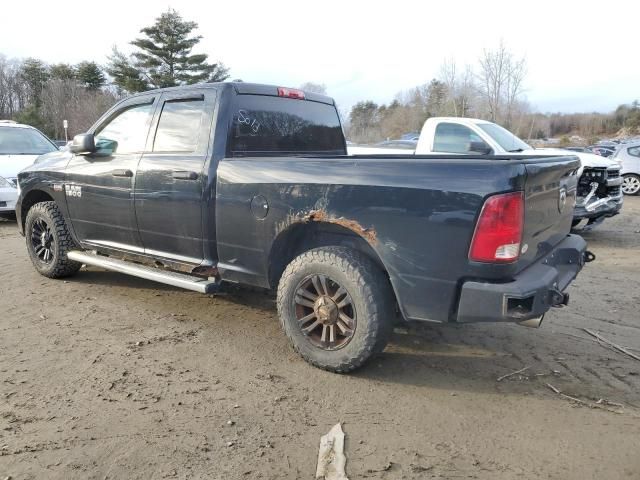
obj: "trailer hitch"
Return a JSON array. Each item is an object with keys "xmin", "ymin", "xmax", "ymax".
[
  {"xmin": 549, "ymin": 289, "xmax": 570, "ymax": 308},
  {"xmin": 583, "ymin": 251, "xmax": 596, "ymax": 263}
]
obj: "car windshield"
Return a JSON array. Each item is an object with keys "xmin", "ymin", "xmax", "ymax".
[
  {"xmin": 0, "ymin": 127, "xmax": 57, "ymax": 155},
  {"xmin": 478, "ymin": 123, "xmax": 531, "ymax": 152}
]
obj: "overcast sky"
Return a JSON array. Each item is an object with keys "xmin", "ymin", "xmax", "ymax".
[{"xmin": 2, "ymin": 0, "xmax": 638, "ymax": 113}]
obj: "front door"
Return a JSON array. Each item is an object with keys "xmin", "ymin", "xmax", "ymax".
[
  {"xmin": 65, "ymin": 96, "xmax": 156, "ymax": 251},
  {"xmin": 134, "ymin": 89, "xmax": 216, "ymax": 264}
]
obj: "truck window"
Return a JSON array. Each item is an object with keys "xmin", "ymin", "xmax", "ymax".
[
  {"xmin": 477, "ymin": 123, "xmax": 531, "ymax": 152},
  {"xmin": 153, "ymin": 99, "xmax": 206, "ymax": 152},
  {"xmin": 229, "ymin": 95, "xmax": 345, "ymax": 156},
  {"xmin": 95, "ymin": 103, "xmax": 153, "ymax": 155},
  {"xmin": 433, "ymin": 123, "xmax": 482, "ymax": 154}
]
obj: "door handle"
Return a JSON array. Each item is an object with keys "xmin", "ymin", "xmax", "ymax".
[
  {"xmin": 172, "ymin": 171, "xmax": 199, "ymax": 180},
  {"xmin": 112, "ymin": 169, "xmax": 133, "ymax": 177}
]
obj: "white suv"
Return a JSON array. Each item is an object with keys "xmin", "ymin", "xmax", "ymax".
[{"xmin": 0, "ymin": 120, "xmax": 58, "ymax": 218}]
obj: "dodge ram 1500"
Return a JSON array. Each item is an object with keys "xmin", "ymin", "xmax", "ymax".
[{"xmin": 16, "ymin": 83, "xmax": 592, "ymax": 372}]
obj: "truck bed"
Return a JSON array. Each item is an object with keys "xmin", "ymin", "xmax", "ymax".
[{"xmin": 216, "ymin": 153, "xmax": 581, "ymax": 322}]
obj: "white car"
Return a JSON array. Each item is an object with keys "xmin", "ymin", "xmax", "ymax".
[
  {"xmin": 0, "ymin": 120, "xmax": 59, "ymax": 218},
  {"xmin": 611, "ymin": 143, "xmax": 640, "ymax": 195},
  {"xmin": 0, "ymin": 175, "xmax": 18, "ymax": 218}
]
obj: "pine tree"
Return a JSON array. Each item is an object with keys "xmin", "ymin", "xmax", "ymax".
[
  {"xmin": 50, "ymin": 63, "xmax": 76, "ymax": 81},
  {"xmin": 107, "ymin": 9, "xmax": 228, "ymax": 93},
  {"xmin": 106, "ymin": 48, "xmax": 149, "ymax": 93},
  {"xmin": 20, "ymin": 58, "xmax": 49, "ymax": 107},
  {"xmin": 76, "ymin": 61, "xmax": 106, "ymax": 90}
]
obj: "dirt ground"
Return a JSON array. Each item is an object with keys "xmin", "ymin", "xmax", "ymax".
[{"xmin": 1, "ymin": 199, "xmax": 640, "ymax": 480}]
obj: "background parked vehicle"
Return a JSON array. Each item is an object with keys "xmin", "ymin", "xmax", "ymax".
[
  {"xmin": 374, "ymin": 139, "xmax": 417, "ymax": 149},
  {"xmin": 612, "ymin": 143, "xmax": 640, "ymax": 195},
  {"xmin": 563, "ymin": 146, "xmax": 591, "ymax": 153},
  {"xmin": 400, "ymin": 132, "xmax": 420, "ymax": 140},
  {"xmin": 0, "ymin": 120, "xmax": 59, "ymax": 187},
  {"xmin": 588, "ymin": 145, "xmax": 616, "ymax": 157},
  {"xmin": 0, "ymin": 175, "xmax": 17, "ymax": 219}
]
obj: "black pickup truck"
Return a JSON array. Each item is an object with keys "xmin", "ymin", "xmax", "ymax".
[{"xmin": 16, "ymin": 82, "xmax": 592, "ymax": 372}]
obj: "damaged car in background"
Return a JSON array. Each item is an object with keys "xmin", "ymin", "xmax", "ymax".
[{"xmin": 572, "ymin": 157, "xmax": 623, "ymax": 229}]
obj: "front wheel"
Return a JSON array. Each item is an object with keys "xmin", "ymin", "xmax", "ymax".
[
  {"xmin": 622, "ymin": 174, "xmax": 640, "ymax": 196},
  {"xmin": 277, "ymin": 247, "xmax": 395, "ymax": 373},
  {"xmin": 25, "ymin": 201, "xmax": 81, "ymax": 278}
]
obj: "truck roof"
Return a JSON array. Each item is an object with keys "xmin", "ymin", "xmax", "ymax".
[
  {"xmin": 125, "ymin": 82, "xmax": 336, "ymax": 106},
  {"xmin": 427, "ymin": 117, "xmax": 493, "ymax": 126}
]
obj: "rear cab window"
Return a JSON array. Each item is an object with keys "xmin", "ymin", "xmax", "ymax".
[
  {"xmin": 433, "ymin": 122, "xmax": 483, "ymax": 154},
  {"xmin": 228, "ymin": 95, "xmax": 345, "ymax": 156}
]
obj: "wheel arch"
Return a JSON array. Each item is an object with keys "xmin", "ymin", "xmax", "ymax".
[
  {"xmin": 19, "ymin": 189, "xmax": 55, "ymax": 232},
  {"xmin": 267, "ymin": 222, "xmax": 401, "ymax": 314}
]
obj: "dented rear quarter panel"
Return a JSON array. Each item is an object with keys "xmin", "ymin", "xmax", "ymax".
[{"xmin": 215, "ymin": 155, "xmax": 537, "ymax": 322}]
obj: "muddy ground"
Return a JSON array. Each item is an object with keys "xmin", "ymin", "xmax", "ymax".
[{"xmin": 1, "ymin": 198, "xmax": 640, "ymax": 480}]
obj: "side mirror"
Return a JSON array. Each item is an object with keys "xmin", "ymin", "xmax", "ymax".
[
  {"xmin": 468, "ymin": 141, "xmax": 493, "ymax": 155},
  {"xmin": 69, "ymin": 133, "xmax": 96, "ymax": 155}
]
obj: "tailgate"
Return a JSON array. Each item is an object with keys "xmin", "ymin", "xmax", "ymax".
[{"xmin": 517, "ymin": 156, "xmax": 580, "ymax": 271}]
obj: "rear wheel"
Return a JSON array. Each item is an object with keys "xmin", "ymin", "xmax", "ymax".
[
  {"xmin": 25, "ymin": 201, "xmax": 81, "ymax": 278},
  {"xmin": 622, "ymin": 174, "xmax": 640, "ymax": 196},
  {"xmin": 277, "ymin": 247, "xmax": 394, "ymax": 373}
]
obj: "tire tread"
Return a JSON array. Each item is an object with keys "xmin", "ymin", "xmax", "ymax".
[
  {"xmin": 25, "ymin": 201, "xmax": 81, "ymax": 278},
  {"xmin": 277, "ymin": 246, "xmax": 394, "ymax": 373}
]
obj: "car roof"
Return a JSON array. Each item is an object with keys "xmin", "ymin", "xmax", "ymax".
[{"xmin": 0, "ymin": 120, "xmax": 38, "ymax": 130}]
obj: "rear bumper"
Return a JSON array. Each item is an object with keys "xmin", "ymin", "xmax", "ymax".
[{"xmin": 456, "ymin": 234, "xmax": 588, "ymax": 323}]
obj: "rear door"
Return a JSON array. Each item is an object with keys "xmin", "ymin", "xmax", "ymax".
[
  {"xmin": 65, "ymin": 95, "xmax": 156, "ymax": 250},
  {"xmin": 134, "ymin": 88, "xmax": 216, "ymax": 264}
]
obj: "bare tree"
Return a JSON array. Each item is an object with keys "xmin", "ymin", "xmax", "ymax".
[
  {"xmin": 477, "ymin": 40, "xmax": 527, "ymax": 127},
  {"xmin": 458, "ymin": 65, "xmax": 477, "ymax": 117},
  {"xmin": 0, "ymin": 56, "xmax": 27, "ymax": 118},
  {"xmin": 41, "ymin": 78, "xmax": 117, "ymax": 138},
  {"xmin": 504, "ymin": 56, "xmax": 527, "ymax": 128},
  {"xmin": 439, "ymin": 58, "xmax": 458, "ymax": 116}
]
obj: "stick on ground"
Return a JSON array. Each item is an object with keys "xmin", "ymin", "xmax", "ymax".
[
  {"xmin": 583, "ymin": 328, "xmax": 640, "ymax": 362},
  {"xmin": 497, "ymin": 366, "xmax": 530, "ymax": 382},
  {"xmin": 546, "ymin": 383, "xmax": 623, "ymax": 414}
]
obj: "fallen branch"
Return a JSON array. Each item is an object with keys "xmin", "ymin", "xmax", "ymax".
[
  {"xmin": 497, "ymin": 366, "xmax": 530, "ymax": 382},
  {"xmin": 583, "ymin": 328, "xmax": 640, "ymax": 362},
  {"xmin": 596, "ymin": 398, "xmax": 624, "ymax": 408},
  {"xmin": 546, "ymin": 383, "xmax": 622, "ymax": 414}
]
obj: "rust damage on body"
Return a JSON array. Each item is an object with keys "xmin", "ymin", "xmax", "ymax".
[{"xmin": 292, "ymin": 208, "xmax": 378, "ymax": 244}]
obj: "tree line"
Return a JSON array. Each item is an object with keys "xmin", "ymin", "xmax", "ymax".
[
  {"xmin": 0, "ymin": 9, "xmax": 228, "ymax": 140},
  {"xmin": 345, "ymin": 41, "xmax": 640, "ymax": 145}
]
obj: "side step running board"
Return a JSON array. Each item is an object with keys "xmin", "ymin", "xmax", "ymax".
[{"xmin": 67, "ymin": 250, "xmax": 219, "ymax": 294}]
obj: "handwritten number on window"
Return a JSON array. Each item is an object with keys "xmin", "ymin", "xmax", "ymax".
[{"xmin": 237, "ymin": 110, "xmax": 260, "ymax": 135}]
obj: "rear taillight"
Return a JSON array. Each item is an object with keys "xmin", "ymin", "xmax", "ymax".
[
  {"xmin": 469, "ymin": 191, "xmax": 524, "ymax": 263},
  {"xmin": 277, "ymin": 87, "xmax": 305, "ymax": 100}
]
